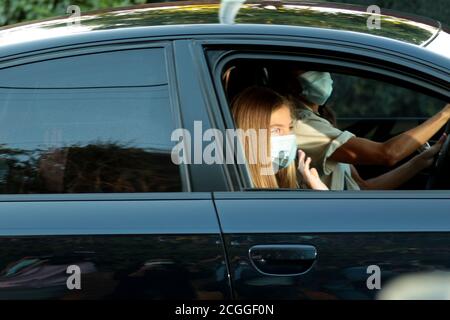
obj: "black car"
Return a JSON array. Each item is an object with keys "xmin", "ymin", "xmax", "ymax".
[{"xmin": 0, "ymin": 1, "xmax": 449, "ymax": 300}]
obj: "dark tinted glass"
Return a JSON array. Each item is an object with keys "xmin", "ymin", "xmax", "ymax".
[
  {"xmin": 329, "ymin": 73, "xmax": 444, "ymax": 118},
  {"xmin": 0, "ymin": 48, "xmax": 167, "ymax": 88},
  {"xmin": 0, "ymin": 49, "xmax": 182, "ymax": 194}
]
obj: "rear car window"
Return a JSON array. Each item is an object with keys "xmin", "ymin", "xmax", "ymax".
[{"xmin": 0, "ymin": 48, "xmax": 182, "ymax": 194}]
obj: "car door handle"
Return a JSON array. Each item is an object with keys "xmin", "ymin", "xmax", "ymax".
[{"xmin": 249, "ymin": 244, "xmax": 317, "ymax": 276}]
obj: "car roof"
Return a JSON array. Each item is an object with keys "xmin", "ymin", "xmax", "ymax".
[{"xmin": 0, "ymin": 0, "xmax": 449, "ymax": 61}]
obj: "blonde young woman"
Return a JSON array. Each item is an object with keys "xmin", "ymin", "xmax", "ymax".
[{"xmin": 231, "ymin": 86, "xmax": 327, "ymax": 190}]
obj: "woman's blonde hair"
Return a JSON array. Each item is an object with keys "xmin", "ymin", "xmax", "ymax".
[{"xmin": 231, "ymin": 86, "xmax": 298, "ymax": 189}]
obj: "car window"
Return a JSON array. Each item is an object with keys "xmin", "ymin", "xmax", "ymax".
[
  {"xmin": 328, "ymin": 73, "xmax": 444, "ymax": 119},
  {"xmin": 0, "ymin": 48, "xmax": 183, "ymax": 194},
  {"xmin": 216, "ymin": 57, "xmax": 448, "ymax": 191},
  {"xmin": 0, "ymin": 48, "xmax": 167, "ymax": 88}
]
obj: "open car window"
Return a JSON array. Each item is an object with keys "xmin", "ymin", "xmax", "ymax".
[{"xmin": 218, "ymin": 57, "xmax": 448, "ymax": 191}]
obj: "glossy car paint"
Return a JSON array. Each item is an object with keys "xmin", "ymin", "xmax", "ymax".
[
  {"xmin": 0, "ymin": 1, "xmax": 445, "ymax": 47},
  {"xmin": 224, "ymin": 232, "xmax": 450, "ymax": 299},
  {"xmin": 0, "ymin": 194, "xmax": 232, "ymax": 299},
  {"xmin": 214, "ymin": 191, "xmax": 450, "ymax": 299},
  {"xmin": 0, "ymin": 235, "xmax": 229, "ymax": 299}
]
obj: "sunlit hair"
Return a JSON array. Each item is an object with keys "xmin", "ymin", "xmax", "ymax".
[{"xmin": 231, "ymin": 86, "xmax": 298, "ymax": 189}]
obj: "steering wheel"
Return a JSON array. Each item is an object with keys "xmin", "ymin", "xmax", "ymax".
[{"xmin": 426, "ymin": 121, "xmax": 450, "ymax": 189}]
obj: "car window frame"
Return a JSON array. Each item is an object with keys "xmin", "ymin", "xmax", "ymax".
[
  {"xmin": 196, "ymin": 37, "xmax": 450, "ymax": 193},
  {"xmin": 0, "ymin": 41, "xmax": 192, "ymax": 200}
]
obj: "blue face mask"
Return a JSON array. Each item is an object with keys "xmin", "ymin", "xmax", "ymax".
[
  {"xmin": 271, "ymin": 134, "xmax": 297, "ymax": 171},
  {"xmin": 298, "ymin": 71, "xmax": 334, "ymax": 106}
]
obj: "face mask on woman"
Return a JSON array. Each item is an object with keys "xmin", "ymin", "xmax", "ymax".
[
  {"xmin": 270, "ymin": 134, "xmax": 297, "ymax": 170},
  {"xmin": 298, "ymin": 71, "xmax": 334, "ymax": 106}
]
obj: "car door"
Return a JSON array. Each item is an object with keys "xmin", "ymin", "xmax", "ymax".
[
  {"xmin": 0, "ymin": 42, "xmax": 231, "ymax": 299},
  {"xmin": 213, "ymin": 191, "xmax": 450, "ymax": 300},
  {"xmin": 196, "ymin": 36, "xmax": 450, "ymax": 299}
]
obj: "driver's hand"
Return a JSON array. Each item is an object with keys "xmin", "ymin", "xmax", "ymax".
[
  {"xmin": 297, "ymin": 150, "xmax": 329, "ymax": 190},
  {"xmin": 416, "ymin": 134, "xmax": 447, "ymax": 169}
]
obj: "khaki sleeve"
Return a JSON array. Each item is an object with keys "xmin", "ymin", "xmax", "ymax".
[{"xmin": 294, "ymin": 112, "xmax": 355, "ymax": 175}]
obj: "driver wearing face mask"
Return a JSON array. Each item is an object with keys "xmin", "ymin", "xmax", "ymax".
[
  {"xmin": 289, "ymin": 70, "xmax": 448, "ymax": 191},
  {"xmin": 293, "ymin": 71, "xmax": 358, "ymax": 190}
]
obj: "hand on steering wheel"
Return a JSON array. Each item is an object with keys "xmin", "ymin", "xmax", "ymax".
[
  {"xmin": 417, "ymin": 134, "xmax": 447, "ymax": 168},
  {"xmin": 426, "ymin": 121, "xmax": 450, "ymax": 189}
]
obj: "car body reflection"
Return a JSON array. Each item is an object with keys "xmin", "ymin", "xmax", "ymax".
[
  {"xmin": 0, "ymin": 257, "xmax": 96, "ymax": 299},
  {"xmin": 0, "ymin": 1, "xmax": 441, "ymax": 48}
]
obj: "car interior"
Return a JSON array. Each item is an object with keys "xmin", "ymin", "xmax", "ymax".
[{"xmin": 220, "ymin": 58, "xmax": 450, "ymax": 191}]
